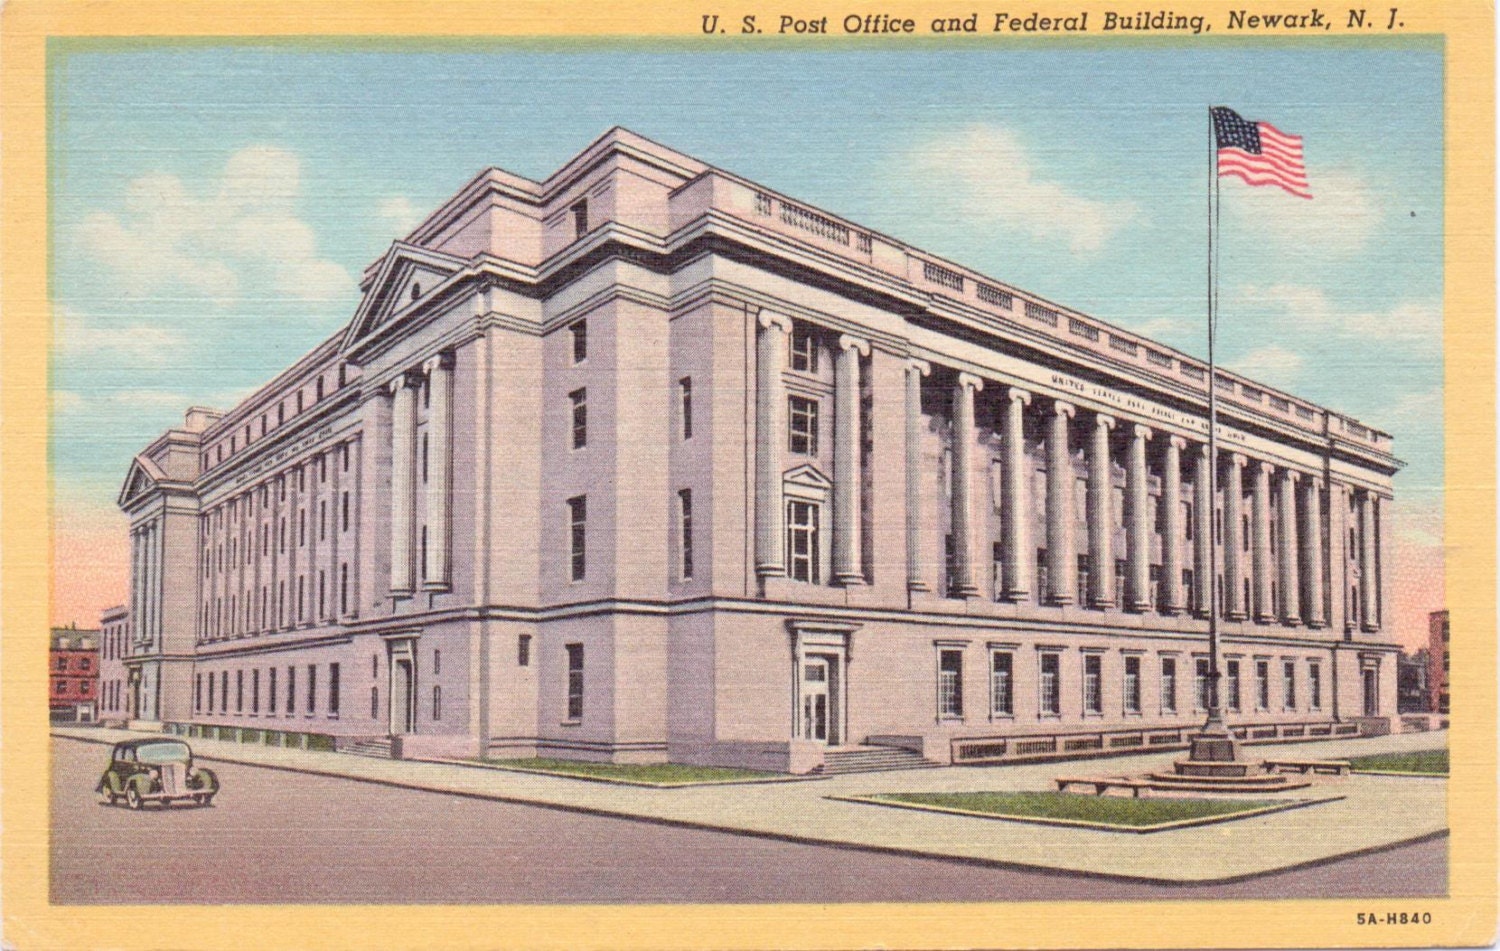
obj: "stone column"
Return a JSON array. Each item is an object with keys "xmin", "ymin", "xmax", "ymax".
[
  {"xmin": 1087, "ymin": 413, "xmax": 1116, "ymax": 608},
  {"xmin": 1359, "ymin": 491, "xmax": 1378, "ymax": 631},
  {"xmin": 949, "ymin": 372, "xmax": 984, "ymax": 598},
  {"xmin": 1278, "ymin": 469, "xmax": 1301, "ymax": 625},
  {"xmin": 754, "ymin": 311, "xmax": 793, "ymax": 578},
  {"xmin": 1224, "ymin": 453, "xmax": 1247, "ymax": 619},
  {"xmin": 1046, "ymin": 401, "xmax": 1076, "ymax": 604},
  {"xmin": 389, "ymin": 372, "xmax": 417, "ymax": 595},
  {"xmin": 834, "ymin": 335, "xmax": 870, "ymax": 586},
  {"xmin": 1251, "ymin": 459, "xmax": 1273, "ymax": 623},
  {"xmin": 1301, "ymin": 476, "xmax": 1326, "ymax": 627},
  {"xmin": 1000, "ymin": 387, "xmax": 1033, "ymax": 601},
  {"xmin": 1161, "ymin": 435, "xmax": 1186, "ymax": 615},
  {"xmin": 1125, "ymin": 424, "xmax": 1152, "ymax": 612},
  {"xmin": 1192, "ymin": 444, "xmax": 1213, "ymax": 616},
  {"xmin": 904, "ymin": 358, "xmax": 931, "ymax": 592},
  {"xmin": 422, "ymin": 354, "xmax": 453, "ymax": 589}
]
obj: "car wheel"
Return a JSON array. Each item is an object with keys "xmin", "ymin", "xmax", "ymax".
[
  {"xmin": 195, "ymin": 792, "xmax": 214, "ymax": 807},
  {"xmin": 100, "ymin": 789, "xmax": 118, "ymax": 806},
  {"xmin": 125, "ymin": 786, "xmax": 143, "ymax": 810}
]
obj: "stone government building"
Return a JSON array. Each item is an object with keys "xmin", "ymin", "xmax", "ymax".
[{"xmin": 100, "ymin": 128, "xmax": 1403, "ymax": 771}]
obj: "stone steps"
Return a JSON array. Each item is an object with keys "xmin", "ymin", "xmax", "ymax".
[
  {"xmin": 341, "ymin": 737, "xmax": 394, "ymax": 759},
  {"xmin": 816, "ymin": 746, "xmax": 933, "ymax": 775}
]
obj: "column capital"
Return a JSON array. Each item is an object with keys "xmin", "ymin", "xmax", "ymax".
[
  {"xmin": 389, "ymin": 373, "xmax": 414, "ymax": 396},
  {"xmin": 1052, "ymin": 400, "xmax": 1076, "ymax": 419},
  {"xmin": 1006, "ymin": 386, "xmax": 1032, "ymax": 407},
  {"xmin": 1280, "ymin": 467, "xmax": 1300, "ymax": 485},
  {"xmin": 1130, "ymin": 423, "xmax": 1153, "ymax": 441},
  {"xmin": 905, "ymin": 357, "xmax": 931, "ymax": 377},
  {"xmin": 757, "ymin": 310, "xmax": 793, "ymax": 334},
  {"xmin": 1093, "ymin": 413, "xmax": 1116, "ymax": 431},
  {"xmin": 1307, "ymin": 473, "xmax": 1326, "ymax": 489},
  {"xmin": 1167, "ymin": 434, "xmax": 1188, "ymax": 452},
  {"xmin": 1228, "ymin": 452, "xmax": 1248, "ymax": 468},
  {"xmin": 956, "ymin": 371, "xmax": 985, "ymax": 392},
  {"xmin": 837, "ymin": 334, "xmax": 871, "ymax": 357},
  {"xmin": 421, "ymin": 351, "xmax": 455, "ymax": 376},
  {"xmin": 1252, "ymin": 457, "xmax": 1275, "ymax": 476}
]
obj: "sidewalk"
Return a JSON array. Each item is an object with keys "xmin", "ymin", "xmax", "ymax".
[{"xmin": 54, "ymin": 726, "xmax": 1447, "ymax": 884}]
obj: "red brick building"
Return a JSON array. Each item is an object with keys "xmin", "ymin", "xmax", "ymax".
[
  {"xmin": 1427, "ymin": 609, "xmax": 1449, "ymax": 713},
  {"xmin": 50, "ymin": 626, "xmax": 99, "ymax": 722}
]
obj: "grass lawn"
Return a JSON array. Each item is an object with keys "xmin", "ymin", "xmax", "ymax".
[
  {"xmin": 476, "ymin": 757, "xmax": 782, "ymax": 786},
  {"xmin": 865, "ymin": 791, "xmax": 1286, "ymax": 828},
  {"xmin": 1346, "ymin": 749, "xmax": 1449, "ymax": 775}
]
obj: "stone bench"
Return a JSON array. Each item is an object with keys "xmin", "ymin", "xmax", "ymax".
[
  {"xmin": 1055, "ymin": 776, "xmax": 1154, "ymax": 797},
  {"xmin": 1260, "ymin": 758, "xmax": 1351, "ymax": 776}
]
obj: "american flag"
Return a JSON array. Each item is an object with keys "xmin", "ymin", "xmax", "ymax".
[{"xmin": 1212, "ymin": 107, "xmax": 1311, "ymax": 199}]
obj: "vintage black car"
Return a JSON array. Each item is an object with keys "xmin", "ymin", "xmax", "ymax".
[{"xmin": 95, "ymin": 738, "xmax": 219, "ymax": 809}]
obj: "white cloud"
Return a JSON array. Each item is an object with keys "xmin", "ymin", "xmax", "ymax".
[
  {"xmin": 1220, "ymin": 167, "xmax": 1380, "ymax": 254},
  {"xmin": 378, "ymin": 196, "xmax": 423, "ymax": 238},
  {"xmin": 53, "ymin": 385, "xmax": 252, "ymax": 418},
  {"xmin": 54, "ymin": 306, "xmax": 187, "ymax": 365},
  {"xmin": 76, "ymin": 145, "xmax": 355, "ymax": 308},
  {"xmin": 1230, "ymin": 284, "xmax": 1442, "ymax": 355},
  {"xmin": 1225, "ymin": 344, "xmax": 1306, "ymax": 390},
  {"xmin": 902, "ymin": 124, "xmax": 1139, "ymax": 254}
]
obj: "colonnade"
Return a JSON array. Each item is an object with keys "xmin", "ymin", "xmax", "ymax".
[
  {"xmin": 750, "ymin": 312, "xmax": 1384, "ymax": 631},
  {"xmin": 389, "ymin": 353, "xmax": 453, "ymax": 595}
]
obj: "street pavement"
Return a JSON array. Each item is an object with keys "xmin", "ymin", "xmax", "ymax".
[
  {"xmin": 55, "ymin": 725, "xmax": 1449, "ymax": 882},
  {"xmin": 51, "ymin": 735, "xmax": 1444, "ymax": 904}
]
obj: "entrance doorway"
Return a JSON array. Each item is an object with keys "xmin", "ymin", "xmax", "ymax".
[
  {"xmin": 128, "ymin": 671, "xmax": 141, "ymax": 720},
  {"xmin": 388, "ymin": 641, "xmax": 417, "ymax": 734},
  {"xmin": 800, "ymin": 656, "xmax": 836, "ymax": 742},
  {"xmin": 1362, "ymin": 666, "xmax": 1379, "ymax": 717}
]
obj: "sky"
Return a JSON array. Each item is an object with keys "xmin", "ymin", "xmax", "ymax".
[{"xmin": 48, "ymin": 39, "xmax": 1444, "ymax": 648}]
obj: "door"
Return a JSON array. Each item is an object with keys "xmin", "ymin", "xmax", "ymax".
[
  {"xmin": 391, "ymin": 659, "xmax": 415, "ymax": 734},
  {"xmin": 128, "ymin": 672, "xmax": 141, "ymax": 720},
  {"xmin": 801, "ymin": 658, "xmax": 829, "ymax": 742},
  {"xmin": 1362, "ymin": 667, "xmax": 1379, "ymax": 717}
]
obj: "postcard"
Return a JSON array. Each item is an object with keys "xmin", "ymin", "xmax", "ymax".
[{"xmin": 2, "ymin": 1, "xmax": 1494, "ymax": 948}]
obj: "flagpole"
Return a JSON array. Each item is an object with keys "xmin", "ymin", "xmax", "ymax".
[{"xmin": 1191, "ymin": 105, "xmax": 1234, "ymax": 762}]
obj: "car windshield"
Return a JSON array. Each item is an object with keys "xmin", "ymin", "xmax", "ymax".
[{"xmin": 134, "ymin": 741, "xmax": 191, "ymax": 765}]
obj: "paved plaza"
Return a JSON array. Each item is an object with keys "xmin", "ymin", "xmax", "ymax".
[{"xmin": 54, "ymin": 726, "xmax": 1447, "ymax": 885}]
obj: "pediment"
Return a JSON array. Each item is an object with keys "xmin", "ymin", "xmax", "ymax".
[
  {"xmin": 117, "ymin": 454, "xmax": 168, "ymax": 509},
  {"xmin": 341, "ymin": 242, "xmax": 468, "ymax": 352},
  {"xmin": 782, "ymin": 463, "xmax": 832, "ymax": 489}
]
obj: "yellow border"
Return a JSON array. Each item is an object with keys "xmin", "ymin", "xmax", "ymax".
[{"xmin": 3, "ymin": 2, "xmax": 1493, "ymax": 948}]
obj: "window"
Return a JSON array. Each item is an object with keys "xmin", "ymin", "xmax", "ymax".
[
  {"xmin": 208, "ymin": 674, "xmax": 216, "ymax": 712},
  {"xmin": 570, "ymin": 388, "xmax": 587, "ymax": 449},
  {"xmin": 567, "ymin": 496, "xmax": 587, "ymax": 581},
  {"xmin": 571, "ymin": 199, "xmax": 588, "ymax": 239},
  {"xmin": 1256, "ymin": 660, "xmax": 1270, "ymax": 710},
  {"xmin": 785, "ymin": 500, "xmax": 820, "ymax": 583},
  {"xmin": 421, "ymin": 433, "xmax": 429, "ymax": 482},
  {"xmin": 236, "ymin": 670, "xmax": 244, "ymax": 713},
  {"xmin": 990, "ymin": 651, "xmax": 1013, "ymax": 716},
  {"xmin": 790, "ymin": 327, "xmax": 817, "ymax": 372},
  {"xmin": 937, "ymin": 649, "xmax": 964, "ymax": 718},
  {"xmin": 1226, "ymin": 660, "xmax": 1241, "ymax": 712},
  {"xmin": 269, "ymin": 667, "xmax": 278, "ymax": 715},
  {"xmin": 339, "ymin": 563, "xmax": 349, "ymax": 615},
  {"xmin": 788, "ymin": 396, "xmax": 819, "ymax": 454},
  {"xmin": 1283, "ymin": 659, "xmax": 1297, "ymax": 710},
  {"xmin": 252, "ymin": 669, "xmax": 260, "ymax": 714},
  {"xmin": 287, "ymin": 666, "xmax": 296, "ymax": 715},
  {"xmin": 1114, "ymin": 559, "xmax": 1127, "ymax": 606},
  {"xmin": 570, "ymin": 319, "xmax": 587, "ymax": 363},
  {"xmin": 195, "ymin": 674, "xmax": 202, "ymax": 712},
  {"xmin": 341, "ymin": 491, "xmax": 350, "ymax": 532},
  {"xmin": 220, "ymin": 671, "xmax": 228, "ymax": 713},
  {"xmin": 433, "ymin": 649, "xmax": 441, "ymax": 675},
  {"xmin": 518, "ymin": 634, "xmax": 531, "ymax": 667},
  {"xmin": 1195, "ymin": 658, "xmax": 1211, "ymax": 711},
  {"xmin": 1077, "ymin": 554, "xmax": 1091, "ymax": 607},
  {"xmin": 1123, "ymin": 656, "xmax": 1141, "ymax": 714},
  {"xmin": 991, "ymin": 542, "xmax": 1004, "ymax": 601},
  {"xmin": 1084, "ymin": 654, "xmax": 1103, "ymax": 714},
  {"xmin": 329, "ymin": 663, "xmax": 341, "ymax": 717},
  {"xmin": 1039, "ymin": 653, "xmax": 1061, "ymax": 716},
  {"xmin": 566, "ymin": 643, "xmax": 585, "ymax": 720},
  {"xmin": 679, "ymin": 377, "xmax": 693, "ymax": 440},
  {"xmin": 1309, "ymin": 661, "xmax": 1322, "ymax": 710},
  {"xmin": 678, "ymin": 489, "xmax": 694, "ymax": 580},
  {"xmin": 1036, "ymin": 549, "xmax": 1050, "ymax": 604},
  {"xmin": 371, "ymin": 686, "xmax": 379, "ymax": 719},
  {"xmin": 307, "ymin": 663, "xmax": 317, "ymax": 713},
  {"xmin": 1160, "ymin": 658, "xmax": 1177, "ymax": 713},
  {"xmin": 432, "ymin": 685, "xmax": 442, "ymax": 720}
]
